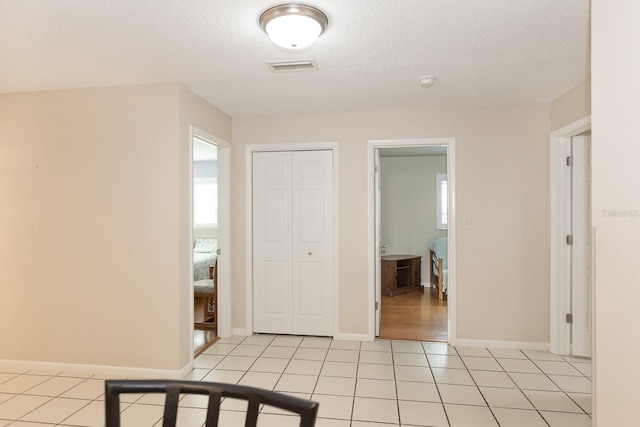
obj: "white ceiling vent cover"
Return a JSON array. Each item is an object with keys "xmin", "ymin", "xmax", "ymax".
[{"xmin": 267, "ymin": 59, "xmax": 318, "ymax": 72}]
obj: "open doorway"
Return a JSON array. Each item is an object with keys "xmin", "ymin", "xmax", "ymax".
[
  {"xmin": 368, "ymin": 138, "xmax": 456, "ymax": 343},
  {"xmin": 192, "ymin": 137, "xmax": 219, "ymax": 355},
  {"xmin": 189, "ymin": 127, "xmax": 231, "ymax": 359},
  {"xmin": 377, "ymin": 146, "xmax": 448, "ymax": 341}
]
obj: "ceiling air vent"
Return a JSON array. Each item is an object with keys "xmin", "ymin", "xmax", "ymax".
[{"xmin": 267, "ymin": 59, "xmax": 318, "ymax": 73}]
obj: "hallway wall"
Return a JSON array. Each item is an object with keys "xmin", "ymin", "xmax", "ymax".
[{"xmin": 232, "ymin": 104, "xmax": 551, "ymax": 344}]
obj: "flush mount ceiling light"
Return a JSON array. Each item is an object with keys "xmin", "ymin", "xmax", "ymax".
[{"xmin": 259, "ymin": 4, "xmax": 328, "ymax": 50}]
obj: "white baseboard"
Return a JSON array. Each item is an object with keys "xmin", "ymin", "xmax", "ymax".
[
  {"xmin": 0, "ymin": 359, "xmax": 184, "ymax": 379},
  {"xmin": 335, "ymin": 333, "xmax": 371, "ymax": 342},
  {"xmin": 450, "ymin": 339, "xmax": 549, "ymax": 351},
  {"xmin": 180, "ymin": 361, "xmax": 194, "ymax": 378},
  {"xmin": 232, "ymin": 328, "xmax": 248, "ymax": 337},
  {"xmin": 222, "ymin": 329, "xmax": 550, "ymax": 352}
]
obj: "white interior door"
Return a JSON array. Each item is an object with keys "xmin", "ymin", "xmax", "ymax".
[
  {"xmin": 253, "ymin": 150, "xmax": 333, "ymax": 336},
  {"xmin": 571, "ymin": 135, "xmax": 592, "ymax": 357},
  {"xmin": 253, "ymin": 152, "xmax": 293, "ymax": 334}
]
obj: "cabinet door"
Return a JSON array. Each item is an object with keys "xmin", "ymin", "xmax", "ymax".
[
  {"xmin": 381, "ymin": 259, "xmax": 396, "ymax": 296},
  {"xmin": 413, "ymin": 258, "xmax": 421, "ymax": 287}
]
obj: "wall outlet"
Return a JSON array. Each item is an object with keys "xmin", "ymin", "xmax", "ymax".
[{"xmin": 463, "ymin": 217, "xmax": 472, "ymax": 229}]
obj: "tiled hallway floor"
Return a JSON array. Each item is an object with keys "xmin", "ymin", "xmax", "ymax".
[{"xmin": 0, "ymin": 335, "xmax": 592, "ymax": 426}]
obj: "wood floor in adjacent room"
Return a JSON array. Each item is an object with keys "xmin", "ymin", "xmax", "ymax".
[
  {"xmin": 379, "ymin": 285, "xmax": 448, "ymax": 342},
  {"xmin": 194, "ymin": 297, "xmax": 218, "ymax": 356}
]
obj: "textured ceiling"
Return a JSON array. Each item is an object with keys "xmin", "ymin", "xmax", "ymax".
[{"xmin": 0, "ymin": 0, "xmax": 590, "ymax": 118}]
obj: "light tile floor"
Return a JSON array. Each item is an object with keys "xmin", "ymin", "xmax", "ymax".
[{"xmin": 0, "ymin": 335, "xmax": 592, "ymax": 426}]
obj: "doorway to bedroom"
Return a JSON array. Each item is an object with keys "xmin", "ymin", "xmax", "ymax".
[
  {"xmin": 372, "ymin": 140, "xmax": 453, "ymax": 342},
  {"xmin": 192, "ymin": 136, "xmax": 219, "ymax": 355}
]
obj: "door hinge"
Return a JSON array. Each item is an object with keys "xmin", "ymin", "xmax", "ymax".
[
  {"xmin": 566, "ymin": 156, "xmax": 573, "ymax": 166},
  {"xmin": 566, "ymin": 235, "xmax": 574, "ymax": 245},
  {"xmin": 566, "ymin": 313, "xmax": 573, "ymax": 324},
  {"xmin": 375, "ymin": 301, "xmax": 379, "ymax": 310}
]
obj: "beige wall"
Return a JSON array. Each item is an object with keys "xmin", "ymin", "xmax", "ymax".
[
  {"xmin": 178, "ymin": 84, "xmax": 231, "ymax": 368},
  {"xmin": 380, "ymin": 155, "xmax": 447, "ymax": 280},
  {"xmin": 592, "ymin": 0, "xmax": 640, "ymax": 424},
  {"xmin": 550, "ymin": 79, "xmax": 591, "ymax": 131},
  {"xmin": 232, "ymin": 104, "xmax": 551, "ymax": 343},
  {"xmin": 0, "ymin": 83, "xmax": 231, "ymax": 372}
]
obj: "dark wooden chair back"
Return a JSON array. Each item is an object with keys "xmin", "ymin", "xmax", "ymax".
[{"xmin": 105, "ymin": 379, "xmax": 319, "ymax": 427}]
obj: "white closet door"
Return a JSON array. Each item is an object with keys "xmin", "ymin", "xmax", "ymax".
[
  {"xmin": 253, "ymin": 150, "xmax": 333, "ymax": 336},
  {"xmin": 253, "ymin": 152, "xmax": 293, "ymax": 334},
  {"xmin": 292, "ymin": 150, "xmax": 333, "ymax": 336}
]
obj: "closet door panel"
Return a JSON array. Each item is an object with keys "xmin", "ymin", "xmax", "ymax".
[
  {"xmin": 292, "ymin": 150, "xmax": 333, "ymax": 336},
  {"xmin": 253, "ymin": 152, "xmax": 292, "ymax": 334},
  {"xmin": 297, "ymin": 262, "xmax": 324, "ymax": 314},
  {"xmin": 262, "ymin": 261, "xmax": 290, "ymax": 314}
]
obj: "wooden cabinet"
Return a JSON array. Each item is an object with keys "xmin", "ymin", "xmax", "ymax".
[{"xmin": 381, "ymin": 255, "xmax": 423, "ymax": 297}]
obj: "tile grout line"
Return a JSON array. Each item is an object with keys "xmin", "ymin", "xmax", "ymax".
[
  {"xmin": 526, "ymin": 354, "xmax": 592, "ymax": 418},
  {"xmin": 389, "ymin": 340, "xmax": 403, "ymax": 427},
  {"xmin": 350, "ymin": 339, "xmax": 361, "ymax": 425},
  {"xmin": 458, "ymin": 346, "xmax": 505, "ymax": 427},
  {"xmin": 4, "ymin": 372, "xmax": 78, "ymax": 425},
  {"xmin": 493, "ymin": 350, "xmax": 555, "ymax": 427},
  {"xmin": 425, "ymin": 341, "xmax": 452, "ymax": 427}
]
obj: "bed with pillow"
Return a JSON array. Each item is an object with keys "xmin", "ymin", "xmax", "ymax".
[
  {"xmin": 427, "ymin": 236, "xmax": 447, "ymax": 299},
  {"xmin": 194, "ymin": 238, "xmax": 218, "ymax": 281}
]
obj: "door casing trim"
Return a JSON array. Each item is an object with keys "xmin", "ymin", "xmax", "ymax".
[
  {"xmin": 189, "ymin": 126, "xmax": 231, "ymax": 358},
  {"xmin": 367, "ymin": 137, "xmax": 457, "ymax": 343}
]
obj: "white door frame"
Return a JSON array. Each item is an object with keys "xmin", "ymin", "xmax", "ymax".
[
  {"xmin": 374, "ymin": 148, "xmax": 381, "ymax": 336},
  {"xmin": 367, "ymin": 138, "xmax": 457, "ymax": 343},
  {"xmin": 245, "ymin": 142, "xmax": 340, "ymax": 338},
  {"xmin": 549, "ymin": 115, "xmax": 591, "ymax": 355},
  {"xmin": 189, "ymin": 126, "xmax": 232, "ymax": 349}
]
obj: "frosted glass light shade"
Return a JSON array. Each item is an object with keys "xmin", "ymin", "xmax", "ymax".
[{"xmin": 260, "ymin": 4, "xmax": 328, "ymax": 50}]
